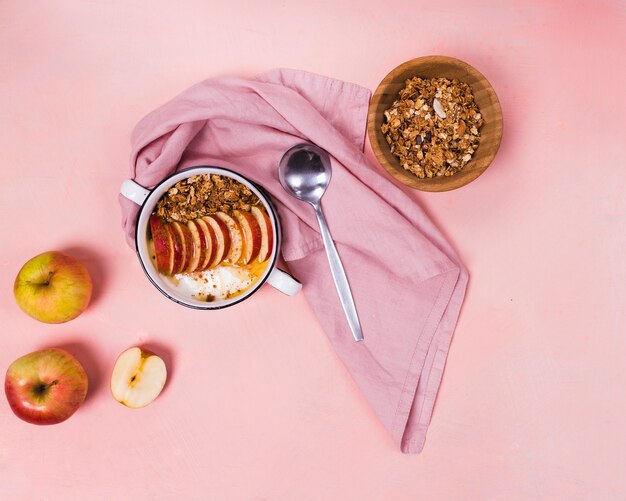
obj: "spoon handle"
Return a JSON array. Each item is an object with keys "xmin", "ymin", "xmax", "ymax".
[{"xmin": 314, "ymin": 204, "xmax": 364, "ymax": 342}]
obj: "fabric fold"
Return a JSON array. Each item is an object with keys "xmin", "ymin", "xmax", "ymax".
[{"xmin": 119, "ymin": 68, "xmax": 468, "ymax": 453}]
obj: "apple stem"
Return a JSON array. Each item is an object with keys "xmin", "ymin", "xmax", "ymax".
[
  {"xmin": 43, "ymin": 271, "xmax": 55, "ymax": 286},
  {"xmin": 34, "ymin": 380, "xmax": 59, "ymax": 396}
]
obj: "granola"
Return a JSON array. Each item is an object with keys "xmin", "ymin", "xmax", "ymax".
[
  {"xmin": 380, "ymin": 77, "xmax": 484, "ymax": 178},
  {"xmin": 155, "ymin": 174, "xmax": 261, "ymax": 223}
]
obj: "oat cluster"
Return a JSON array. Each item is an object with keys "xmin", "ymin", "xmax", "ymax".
[
  {"xmin": 381, "ymin": 77, "xmax": 484, "ymax": 178},
  {"xmin": 155, "ymin": 174, "xmax": 261, "ymax": 223}
]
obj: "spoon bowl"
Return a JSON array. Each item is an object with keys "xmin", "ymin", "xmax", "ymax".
[{"xmin": 278, "ymin": 143, "xmax": 332, "ymax": 206}]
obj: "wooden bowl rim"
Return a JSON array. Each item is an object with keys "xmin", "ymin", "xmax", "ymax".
[{"xmin": 367, "ymin": 55, "xmax": 503, "ymax": 192}]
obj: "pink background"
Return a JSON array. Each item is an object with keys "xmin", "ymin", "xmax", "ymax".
[{"xmin": 1, "ymin": 0, "xmax": 624, "ymax": 499}]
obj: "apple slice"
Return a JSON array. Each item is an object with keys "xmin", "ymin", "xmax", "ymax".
[
  {"xmin": 167, "ymin": 223, "xmax": 185, "ymax": 274},
  {"xmin": 215, "ymin": 212, "xmax": 243, "ymax": 265},
  {"xmin": 194, "ymin": 218, "xmax": 216, "ymax": 270},
  {"xmin": 202, "ymin": 215, "xmax": 231, "ymax": 268},
  {"xmin": 187, "ymin": 221, "xmax": 213, "ymax": 271},
  {"xmin": 178, "ymin": 223, "xmax": 196, "ymax": 273},
  {"xmin": 186, "ymin": 220, "xmax": 206, "ymax": 273},
  {"xmin": 234, "ymin": 210, "xmax": 262, "ymax": 264},
  {"xmin": 150, "ymin": 215, "xmax": 174, "ymax": 275},
  {"xmin": 110, "ymin": 347, "xmax": 167, "ymax": 409},
  {"xmin": 170, "ymin": 222, "xmax": 196, "ymax": 273},
  {"xmin": 250, "ymin": 207, "xmax": 273, "ymax": 262}
]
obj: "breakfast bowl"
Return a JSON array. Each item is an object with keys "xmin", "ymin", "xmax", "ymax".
[
  {"xmin": 367, "ymin": 55, "xmax": 503, "ymax": 192},
  {"xmin": 120, "ymin": 167, "xmax": 301, "ymax": 309}
]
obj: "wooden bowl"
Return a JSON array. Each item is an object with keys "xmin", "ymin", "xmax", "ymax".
[{"xmin": 367, "ymin": 56, "xmax": 503, "ymax": 192}]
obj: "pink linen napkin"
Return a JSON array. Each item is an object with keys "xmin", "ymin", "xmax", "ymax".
[{"xmin": 119, "ymin": 69, "xmax": 468, "ymax": 453}]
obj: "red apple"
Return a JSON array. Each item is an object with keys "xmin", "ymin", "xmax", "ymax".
[
  {"xmin": 202, "ymin": 215, "xmax": 231, "ymax": 268},
  {"xmin": 5, "ymin": 348, "xmax": 88, "ymax": 425},
  {"xmin": 193, "ymin": 218, "xmax": 216, "ymax": 270},
  {"xmin": 251, "ymin": 207, "xmax": 273, "ymax": 262},
  {"xmin": 110, "ymin": 347, "xmax": 167, "ymax": 409},
  {"xmin": 150, "ymin": 215, "xmax": 174, "ymax": 275},
  {"xmin": 233, "ymin": 210, "xmax": 262, "ymax": 264},
  {"xmin": 14, "ymin": 251, "xmax": 93, "ymax": 324},
  {"xmin": 215, "ymin": 212, "xmax": 243, "ymax": 265}
]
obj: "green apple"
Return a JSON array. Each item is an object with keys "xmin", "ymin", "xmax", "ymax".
[
  {"xmin": 4, "ymin": 348, "xmax": 88, "ymax": 425},
  {"xmin": 14, "ymin": 251, "xmax": 93, "ymax": 323}
]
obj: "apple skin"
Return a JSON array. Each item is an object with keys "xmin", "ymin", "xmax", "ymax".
[
  {"xmin": 150, "ymin": 215, "xmax": 174, "ymax": 275},
  {"xmin": 14, "ymin": 251, "xmax": 93, "ymax": 324},
  {"xmin": 4, "ymin": 348, "xmax": 88, "ymax": 425}
]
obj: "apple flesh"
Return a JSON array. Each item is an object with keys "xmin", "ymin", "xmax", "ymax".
[
  {"xmin": 179, "ymin": 223, "xmax": 197, "ymax": 273},
  {"xmin": 177, "ymin": 222, "xmax": 199, "ymax": 273},
  {"xmin": 188, "ymin": 220, "xmax": 209, "ymax": 271},
  {"xmin": 194, "ymin": 218, "xmax": 216, "ymax": 271},
  {"xmin": 167, "ymin": 223, "xmax": 185, "ymax": 274},
  {"xmin": 215, "ymin": 212, "xmax": 243, "ymax": 264},
  {"xmin": 170, "ymin": 222, "xmax": 196, "ymax": 273},
  {"xmin": 251, "ymin": 207, "xmax": 273, "ymax": 262},
  {"xmin": 5, "ymin": 348, "xmax": 88, "ymax": 425},
  {"xmin": 234, "ymin": 210, "xmax": 262, "ymax": 264},
  {"xmin": 14, "ymin": 251, "xmax": 93, "ymax": 324},
  {"xmin": 111, "ymin": 347, "xmax": 167, "ymax": 409},
  {"xmin": 203, "ymin": 215, "xmax": 231, "ymax": 268}
]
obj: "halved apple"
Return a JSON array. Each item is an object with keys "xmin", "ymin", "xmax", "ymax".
[
  {"xmin": 150, "ymin": 215, "xmax": 174, "ymax": 274},
  {"xmin": 167, "ymin": 223, "xmax": 185, "ymax": 274},
  {"xmin": 110, "ymin": 347, "xmax": 167, "ymax": 409},
  {"xmin": 234, "ymin": 210, "xmax": 262, "ymax": 264},
  {"xmin": 215, "ymin": 212, "xmax": 243, "ymax": 265},
  {"xmin": 203, "ymin": 215, "xmax": 231, "ymax": 267},
  {"xmin": 187, "ymin": 220, "xmax": 209, "ymax": 272},
  {"xmin": 250, "ymin": 207, "xmax": 273, "ymax": 262},
  {"xmin": 194, "ymin": 218, "xmax": 216, "ymax": 270}
]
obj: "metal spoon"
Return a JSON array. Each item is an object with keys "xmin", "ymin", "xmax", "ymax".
[{"xmin": 278, "ymin": 143, "xmax": 364, "ymax": 342}]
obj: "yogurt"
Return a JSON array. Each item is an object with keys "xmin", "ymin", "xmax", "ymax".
[{"xmin": 171, "ymin": 265, "xmax": 255, "ymax": 301}]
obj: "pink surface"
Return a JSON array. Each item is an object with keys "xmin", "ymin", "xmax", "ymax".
[
  {"xmin": 0, "ymin": 0, "xmax": 624, "ymax": 499},
  {"xmin": 121, "ymin": 69, "xmax": 467, "ymax": 453}
]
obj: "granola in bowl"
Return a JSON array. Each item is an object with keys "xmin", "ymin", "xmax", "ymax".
[{"xmin": 381, "ymin": 77, "xmax": 484, "ymax": 179}]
